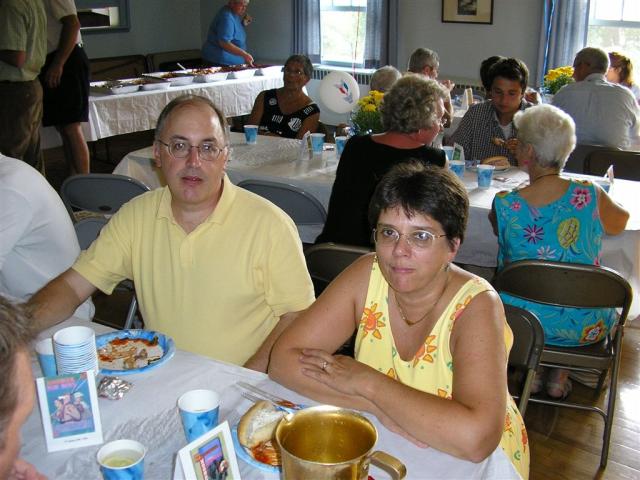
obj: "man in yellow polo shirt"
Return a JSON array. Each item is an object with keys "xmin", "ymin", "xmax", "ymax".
[{"xmin": 26, "ymin": 95, "xmax": 315, "ymax": 372}]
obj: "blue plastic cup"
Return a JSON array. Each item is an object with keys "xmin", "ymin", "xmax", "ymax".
[
  {"xmin": 97, "ymin": 439, "xmax": 146, "ymax": 480},
  {"xmin": 35, "ymin": 337, "xmax": 57, "ymax": 377},
  {"xmin": 310, "ymin": 133, "xmax": 325, "ymax": 155},
  {"xmin": 244, "ymin": 125, "xmax": 258, "ymax": 145},
  {"xmin": 178, "ymin": 389, "xmax": 220, "ymax": 443},
  {"xmin": 477, "ymin": 164, "xmax": 495, "ymax": 188},
  {"xmin": 442, "ymin": 146, "xmax": 455, "ymax": 161},
  {"xmin": 449, "ymin": 160, "xmax": 465, "ymax": 180},
  {"xmin": 335, "ymin": 136, "xmax": 347, "ymax": 159}
]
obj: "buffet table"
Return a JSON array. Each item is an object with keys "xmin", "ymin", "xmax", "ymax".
[
  {"xmin": 41, "ymin": 75, "xmax": 283, "ymax": 149},
  {"xmin": 113, "ymin": 138, "xmax": 640, "ymax": 317},
  {"xmin": 21, "ymin": 317, "xmax": 520, "ymax": 479}
]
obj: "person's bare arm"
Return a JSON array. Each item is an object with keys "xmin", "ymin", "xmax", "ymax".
[
  {"xmin": 243, "ymin": 310, "xmax": 302, "ymax": 372},
  {"xmin": 44, "ymin": 15, "xmax": 80, "ymax": 88},
  {"xmin": 25, "ymin": 269, "xmax": 96, "ymax": 332},
  {"xmin": 597, "ymin": 187, "xmax": 629, "ymax": 235},
  {"xmin": 0, "ymin": 50, "xmax": 26, "ymax": 68},
  {"xmin": 246, "ymin": 91, "xmax": 265, "ymax": 127},
  {"xmin": 218, "ymin": 40, "xmax": 253, "ymax": 65},
  {"xmin": 295, "ymin": 112, "xmax": 320, "ymax": 139}
]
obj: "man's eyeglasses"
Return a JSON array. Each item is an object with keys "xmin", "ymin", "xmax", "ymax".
[
  {"xmin": 373, "ymin": 226, "xmax": 446, "ymax": 250},
  {"xmin": 157, "ymin": 140, "xmax": 227, "ymax": 161}
]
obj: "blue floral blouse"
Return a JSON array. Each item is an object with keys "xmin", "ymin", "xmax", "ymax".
[{"xmin": 493, "ymin": 179, "xmax": 616, "ymax": 346}]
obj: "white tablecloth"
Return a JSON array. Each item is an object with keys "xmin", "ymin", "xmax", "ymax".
[
  {"xmin": 21, "ymin": 318, "xmax": 520, "ymax": 479},
  {"xmin": 41, "ymin": 75, "xmax": 283, "ymax": 149},
  {"xmin": 113, "ymin": 140, "xmax": 640, "ymax": 317}
]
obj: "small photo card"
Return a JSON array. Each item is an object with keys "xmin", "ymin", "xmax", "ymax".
[
  {"xmin": 178, "ymin": 420, "xmax": 241, "ymax": 480},
  {"xmin": 36, "ymin": 370, "xmax": 103, "ymax": 452}
]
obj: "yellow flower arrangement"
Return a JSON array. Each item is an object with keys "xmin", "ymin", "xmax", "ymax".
[
  {"xmin": 543, "ymin": 66, "xmax": 574, "ymax": 95},
  {"xmin": 351, "ymin": 89, "xmax": 385, "ymax": 135}
]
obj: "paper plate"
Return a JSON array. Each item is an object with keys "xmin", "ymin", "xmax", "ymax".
[
  {"xmin": 231, "ymin": 425, "xmax": 280, "ymax": 474},
  {"xmin": 96, "ymin": 330, "xmax": 175, "ymax": 375}
]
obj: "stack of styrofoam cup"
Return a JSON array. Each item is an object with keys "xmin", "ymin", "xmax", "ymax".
[{"xmin": 53, "ymin": 326, "xmax": 98, "ymax": 375}]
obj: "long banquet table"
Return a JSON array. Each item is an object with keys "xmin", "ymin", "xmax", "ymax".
[
  {"xmin": 21, "ymin": 317, "xmax": 520, "ymax": 479},
  {"xmin": 114, "ymin": 133, "xmax": 640, "ymax": 317},
  {"xmin": 41, "ymin": 75, "xmax": 283, "ymax": 149}
]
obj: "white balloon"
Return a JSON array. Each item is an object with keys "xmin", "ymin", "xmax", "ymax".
[{"xmin": 318, "ymin": 71, "xmax": 360, "ymax": 114}]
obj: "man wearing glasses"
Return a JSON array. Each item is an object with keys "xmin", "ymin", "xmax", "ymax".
[
  {"xmin": 407, "ymin": 47, "xmax": 454, "ymax": 127},
  {"xmin": 26, "ymin": 95, "xmax": 315, "ymax": 372}
]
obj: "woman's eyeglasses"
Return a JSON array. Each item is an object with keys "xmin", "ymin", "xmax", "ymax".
[{"xmin": 373, "ymin": 226, "xmax": 446, "ymax": 249}]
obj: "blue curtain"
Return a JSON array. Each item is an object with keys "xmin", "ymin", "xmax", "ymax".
[
  {"xmin": 364, "ymin": 0, "xmax": 389, "ymax": 69},
  {"xmin": 537, "ymin": 0, "xmax": 590, "ymax": 85},
  {"xmin": 293, "ymin": 0, "xmax": 321, "ymax": 63}
]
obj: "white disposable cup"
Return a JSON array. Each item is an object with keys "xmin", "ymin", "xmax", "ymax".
[
  {"xmin": 244, "ymin": 124, "xmax": 259, "ymax": 144},
  {"xmin": 178, "ymin": 389, "xmax": 220, "ymax": 443},
  {"xmin": 35, "ymin": 337, "xmax": 57, "ymax": 377},
  {"xmin": 97, "ymin": 439, "xmax": 146, "ymax": 479},
  {"xmin": 442, "ymin": 146, "xmax": 455, "ymax": 160},
  {"xmin": 477, "ymin": 164, "xmax": 495, "ymax": 188},
  {"xmin": 310, "ymin": 133, "xmax": 325, "ymax": 155}
]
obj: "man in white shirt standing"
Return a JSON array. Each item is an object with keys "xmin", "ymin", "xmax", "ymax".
[{"xmin": 553, "ymin": 47, "xmax": 639, "ymax": 149}]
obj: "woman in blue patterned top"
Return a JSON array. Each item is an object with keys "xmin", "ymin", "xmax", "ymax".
[{"xmin": 490, "ymin": 104, "xmax": 629, "ymax": 399}]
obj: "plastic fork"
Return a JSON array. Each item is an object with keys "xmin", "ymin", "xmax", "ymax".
[{"xmin": 236, "ymin": 382, "xmax": 303, "ymax": 412}]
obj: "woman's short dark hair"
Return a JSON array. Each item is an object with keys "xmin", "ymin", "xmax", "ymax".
[
  {"xmin": 0, "ymin": 297, "xmax": 35, "ymax": 449},
  {"xmin": 368, "ymin": 161, "xmax": 469, "ymax": 246},
  {"xmin": 285, "ymin": 54, "xmax": 314, "ymax": 78},
  {"xmin": 487, "ymin": 57, "xmax": 529, "ymax": 93}
]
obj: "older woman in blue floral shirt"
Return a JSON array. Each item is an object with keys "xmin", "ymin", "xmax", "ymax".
[{"xmin": 490, "ymin": 104, "xmax": 629, "ymax": 399}]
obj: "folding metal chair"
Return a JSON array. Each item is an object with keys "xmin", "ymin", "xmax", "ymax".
[
  {"xmin": 60, "ymin": 173, "xmax": 150, "ymax": 221},
  {"xmin": 65, "ymin": 174, "xmax": 149, "ymax": 330},
  {"xmin": 493, "ymin": 260, "xmax": 633, "ymax": 468},
  {"xmin": 304, "ymin": 242, "xmax": 372, "ymax": 357},
  {"xmin": 237, "ymin": 179, "xmax": 327, "ymax": 226},
  {"xmin": 584, "ymin": 149, "xmax": 640, "ymax": 181},
  {"xmin": 304, "ymin": 242, "xmax": 372, "ymax": 296},
  {"xmin": 503, "ymin": 304, "xmax": 545, "ymax": 416}
]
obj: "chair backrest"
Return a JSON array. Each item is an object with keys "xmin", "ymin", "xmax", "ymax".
[
  {"xmin": 504, "ymin": 304, "xmax": 544, "ymax": 415},
  {"xmin": 304, "ymin": 242, "xmax": 372, "ymax": 295},
  {"xmin": 563, "ymin": 144, "xmax": 618, "ymax": 174},
  {"xmin": 74, "ymin": 217, "xmax": 109, "ymax": 250},
  {"xmin": 60, "ymin": 174, "xmax": 150, "ymax": 218},
  {"xmin": 237, "ymin": 180, "xmax": 327, "ymax": 225},
  {"xmin": 504, "ymin": 304, "xmax": 544, "ymax": 371},
  {"xmin": 493, "ymin": 260, "xmax": 633, "ymax": 328},
  {"xmin": 584, "ymin": 149, "xmax": 640, "ymax": 181}
]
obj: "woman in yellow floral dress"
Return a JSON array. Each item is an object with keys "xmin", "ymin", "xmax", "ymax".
[{"xmin": 270, "ymin": 162, "xmax": 529, "ymax": 478}]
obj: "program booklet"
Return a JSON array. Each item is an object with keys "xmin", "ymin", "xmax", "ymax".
[
  {"xmin": 178, "ymin": 420, "xmax": 241, "ymax": 480},
  {"xmin": 36, "ymin": 370, "xmax": 103, "ymax": 452}
]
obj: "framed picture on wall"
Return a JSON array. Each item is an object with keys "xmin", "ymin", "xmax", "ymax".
[{"xmin": 442, "ymin": 0, "xmax": 494, "ymax": 24}]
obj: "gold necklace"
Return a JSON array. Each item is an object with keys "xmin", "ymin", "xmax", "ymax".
[
  {"xmin": 531, "ymin": 172, "xmax": 559, "ymax": 184},
  {"xmin": 393, "ymin": 273, "xmax": 450, "ymax": 326}
]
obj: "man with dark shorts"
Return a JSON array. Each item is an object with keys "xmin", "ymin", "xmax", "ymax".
[
  {"xmin": 0, "ymin": 0, "xmax": 46, "ymax": 170},
  {"xmin": 40, "ymin": 0, "xmax": 90, "ymax": 174}
]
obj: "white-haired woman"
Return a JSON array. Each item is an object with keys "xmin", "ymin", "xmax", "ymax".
[
  {"xmin": 316, "ymin": 74, "xmax": 448, "ymax": 247},
  {"xmin": 490, "ymin": 104, "xmax": 629, "ymax": 399}
]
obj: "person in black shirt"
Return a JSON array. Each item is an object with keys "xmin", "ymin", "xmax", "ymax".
[{"xmin": 316, "ymin": 75, "xmax": 448, "ymax": 247}]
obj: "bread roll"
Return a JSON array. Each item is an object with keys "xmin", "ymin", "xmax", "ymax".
[
  {"xmin": 482, "ymin": 156, "xmax": 510, "ymax": 168},
  {"xmin": 237, "ymin": 400, "xmax": 286, "ymax": 448}
]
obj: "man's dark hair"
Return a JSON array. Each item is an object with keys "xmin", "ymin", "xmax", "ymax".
[{"xmin": 487, "ymin": 57, "xmax": 529, "ymax": 93}]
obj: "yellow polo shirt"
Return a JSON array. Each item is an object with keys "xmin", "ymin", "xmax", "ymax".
[{"xmin": 73, "ymin": 176, "xmax": 314, "ymax": 365}]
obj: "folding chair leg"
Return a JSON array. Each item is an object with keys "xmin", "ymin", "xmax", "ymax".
[
  {"xmin": 600, "ymin": 331, "xmax": 624, "ymax": 468},
  {"xmin": 123, "ymin": 296, "xmax": 138, "ymax": 330}
]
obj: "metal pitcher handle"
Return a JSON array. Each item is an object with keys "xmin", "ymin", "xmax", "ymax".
[{"xmin": 370, "ymin": 451, "xmax": 407, "ymax": 479}]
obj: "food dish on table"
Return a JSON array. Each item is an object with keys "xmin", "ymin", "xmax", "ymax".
[
  {"xmin": 143, "ymin": 72, "xmax": 194, "ymax": 86},
  {"xmin": 96, "ymin": 330, "xmax": 175, "ymax": 374},
  {"xmin": 90, "ymin": 80, "xmax": 142, "ymax": 95},
  {"xmin": 233, "ymin": 400, "xmax": 285, "ymax": 472}
]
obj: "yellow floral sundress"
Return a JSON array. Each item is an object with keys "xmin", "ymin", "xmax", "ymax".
[{"xmin": 355, "ymin": 259, "xmax": 529, "ymax": 479}]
